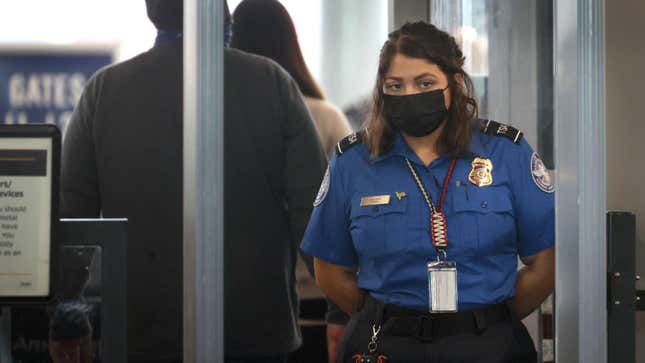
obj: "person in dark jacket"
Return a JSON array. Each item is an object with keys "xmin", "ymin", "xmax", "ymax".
[{"xmin": 61, "ymin": 1, "xmax": 326, "ymax": 362}]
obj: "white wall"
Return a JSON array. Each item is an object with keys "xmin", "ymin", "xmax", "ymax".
[
  {"xmin": 606, "ymin": 0, "xmax": 645, "ymax": 361},
  {"xmin": 0, "ymin": 0, "xmax": 155, "ymax": 62},
  {"xmin": 319, "ymin": 0, "xmax": 389, "ymax": 109}
]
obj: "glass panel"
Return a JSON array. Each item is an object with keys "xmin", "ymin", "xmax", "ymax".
[
  {"xmin": 432, "ymin": 0, "xmax": 554, "ymax": 168},
  {"xmin": 0, "ymin": 2, "xmax": 160, "ymax": 362},
  {"xmin": 431, "ymin": 1, "xmax": 555, "ymax": 361},
  {"xmin": 227, "ymin": 1, "xmax": 388, "ymax": 361},
  {"xmin": 0, "ymin": 1, "xmax": 152, "ymax": 136},
  {"xmin": 11, "ymin": 245, "xmax": 102, "ymax": 362}
]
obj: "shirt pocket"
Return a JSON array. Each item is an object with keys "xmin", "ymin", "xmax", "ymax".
[
  {"xmin": 450, "ymin": 186, "xmax": 517, "ymax": 256},
  {"xmin": 349, "ymin": 194, "xmax": 408, "ymax": 258}
]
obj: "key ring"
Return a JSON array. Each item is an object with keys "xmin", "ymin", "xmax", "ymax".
[
  {"xmin": 368, "ymin": 324, "xmax": 381, "ymax": 353},
  {"xmin": 436, "ymin": 249, "xmax": 448, "ymax": 262}
]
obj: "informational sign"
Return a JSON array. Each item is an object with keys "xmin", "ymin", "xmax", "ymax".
[
  {"xmin": 0, "ymin": 126, "xmax": 59, "ymax": 298},
  {"xmin": 0, "ymin": 46, "xmax": 114, "ymax": 134}
]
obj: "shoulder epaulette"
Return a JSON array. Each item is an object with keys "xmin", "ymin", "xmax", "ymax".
[
  {"xmin": 481, "ymin": 119, "xmax": 523, "ymax": 144},
  {"xmin": 336, "ymin": 130, "xmax": 366, "ymax": 156}
]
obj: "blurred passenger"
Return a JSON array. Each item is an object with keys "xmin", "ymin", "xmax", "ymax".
[
  {"xmin": 232, "ymin": 2, "xmax": 351, "ymax": 361},
  {"xmin": 61, "ymin": 1, "xmax": 326, "ymax": 363},
  {"xmin": 232, "ymin": 0, "xmax": 351, "ymax": 158},
  {"xmin": 223, "ymin": 46, "xmax": 325, "ymax": 362},
  {"xmin": 61, "ymin": 1, "xmax": 183, "ymax": 361}
]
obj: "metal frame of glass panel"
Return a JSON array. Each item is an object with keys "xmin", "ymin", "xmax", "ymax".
[
  {"xmin": 183, "ymin": 0, "xmax": 224, "ymax": 361},
  {"xmin": 554, "ymin": 0, "xmax": 606, "ymax": 362}
]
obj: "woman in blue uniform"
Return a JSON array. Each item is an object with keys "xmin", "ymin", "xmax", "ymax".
[{"xmin": 301, "ymin": 22, "xmax": 554, "ymax": 362}]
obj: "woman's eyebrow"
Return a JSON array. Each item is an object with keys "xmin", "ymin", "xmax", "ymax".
[
  {"xmin": 384, "ymin": 76, "xmax": 403, "ymax": 81},
  {"xmin": 414, "ymin": 73, "xmax": 437, "ymax": 80}
]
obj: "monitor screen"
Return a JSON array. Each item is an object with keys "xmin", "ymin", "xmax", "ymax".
[{"xmin": 0, "ymin": 136, "xmax": 53, "ymax": 297}]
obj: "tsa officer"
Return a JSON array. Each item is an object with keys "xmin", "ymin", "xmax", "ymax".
[{"xmin": 301, "ymin": 21, "xmax": 554, "ymax": 363}]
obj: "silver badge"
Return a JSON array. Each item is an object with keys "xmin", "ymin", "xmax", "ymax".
[
  {"xmin": 313, "ymin": 166, "xmax": 330, "ymax": 207},
  {"xmin": 531, "ymin": 152, "xmax": 554, "ymax": 193}
]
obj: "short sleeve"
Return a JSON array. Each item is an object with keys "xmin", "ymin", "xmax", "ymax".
[
  {"xmin": 300, "ymin": 154, "xmax": 357, "ymax": 267},
  {"xmin": 509, "ymin": 139, "xmax": 555, "ymax": 257}
]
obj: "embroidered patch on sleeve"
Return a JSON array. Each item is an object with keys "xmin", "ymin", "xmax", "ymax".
[
  {"xmin": 531, "ymin": 152, "xmax": 554, "ymax": 193},
  {"xmin": 313, "ymin": 166, "xmax": 330, "ymax": 207}
]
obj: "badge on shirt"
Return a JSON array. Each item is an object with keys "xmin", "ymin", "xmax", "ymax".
[
  {"xmin": 531, "ymin": 152, "xmax": 554, "ymax": 193},
  {"xmin": 468, "ymin": 157, "xmax": 493, "ymax": 187},
  {"xmin": 313, "ymin": 166, "xmax": 330, "ymax": 207},
  {"xmin": 360, "ymin": 195, "xmax": 391, "ymax": 207}
]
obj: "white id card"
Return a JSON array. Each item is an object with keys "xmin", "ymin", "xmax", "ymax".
[{"xmin": 427, "ymin": 259, "xmax": 458, "ymax": 313}]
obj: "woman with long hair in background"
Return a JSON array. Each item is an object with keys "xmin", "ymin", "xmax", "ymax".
[{"xmin": 232, "ymin": 2, "xmax": 353, "ymax": 362}]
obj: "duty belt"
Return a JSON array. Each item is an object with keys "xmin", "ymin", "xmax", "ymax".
[{"xmin": 381, "ymin": 302, "xmax": 512, "ymax": 342}]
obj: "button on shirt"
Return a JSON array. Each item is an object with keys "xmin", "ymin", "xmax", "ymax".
[{"xmin": 300, "ymin": 126, "xmax": 555, "ymax": 311}]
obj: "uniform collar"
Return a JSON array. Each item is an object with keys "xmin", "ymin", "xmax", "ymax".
[
  {"xmin": 373, "ymin": 128, "xmax": 487, "ymax": 165},
  {"xmin": 374, "ymin": 133, "xmax": 450, "ymax": 168}
]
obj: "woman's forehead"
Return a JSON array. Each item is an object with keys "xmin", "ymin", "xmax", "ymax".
[{"xmin": 385, "ymin": 54, "xmax": 444, "ymax": 79}]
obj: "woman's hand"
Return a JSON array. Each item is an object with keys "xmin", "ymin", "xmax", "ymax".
[
  {"xmin": 512, "ymin": 246, "xmax": 555, "ymax": 319},
  {"xmin": 314, "ymin": 257, "xmax": 363, "ymax": 315}
]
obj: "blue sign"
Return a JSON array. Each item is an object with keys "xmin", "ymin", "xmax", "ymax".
[{"xmin": 0, "ymin": 48, "xmax": 113, "ymax": 134}]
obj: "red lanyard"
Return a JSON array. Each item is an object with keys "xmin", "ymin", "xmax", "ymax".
[{"xmin": 405, "ymin": 158, "xmax": 457, "ymax": 249}]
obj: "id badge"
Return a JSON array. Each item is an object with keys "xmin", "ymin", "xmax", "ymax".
[{"xmin": 427, "ymin": 259, "xmax": 458, "ymax": 313}]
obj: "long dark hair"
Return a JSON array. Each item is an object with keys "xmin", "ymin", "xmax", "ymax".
[
  {"xmin": 365, "ymin": 22, "xmax": 478, "ymax": 159},
  {"xmin": 231, "ymin": 0, "xmax": 324, "ymax": 99}
]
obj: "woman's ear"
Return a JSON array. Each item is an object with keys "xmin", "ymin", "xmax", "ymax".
[{"xmin": 454, "ymin": 73, "xmax": 464, "ymax": 85}]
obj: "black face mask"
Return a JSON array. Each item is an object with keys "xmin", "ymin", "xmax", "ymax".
[{"xmin": 383, "ymin": 87, "xmax": 449, "ymax": 137}]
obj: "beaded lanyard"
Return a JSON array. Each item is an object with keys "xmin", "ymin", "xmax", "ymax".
[{"xmin": 405, "ymin": 158, "xmax": 457, "ymax": 251}]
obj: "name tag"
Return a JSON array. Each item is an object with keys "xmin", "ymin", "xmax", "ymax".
[{"xmin": 360, "ymin": 195, "xmax": 391, "ymax": 207}]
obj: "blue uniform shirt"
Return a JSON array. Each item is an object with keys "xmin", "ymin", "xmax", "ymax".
[{"xmin": 301, "ymin": 124, "xmax": 555, "ymax": 311}]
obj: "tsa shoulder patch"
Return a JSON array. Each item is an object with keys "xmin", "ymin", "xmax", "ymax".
[
  {"xmin": 530, "ymin": 152, "xmax": 554, "ymax": 193},
  {"xmin": 335, "ymin": 130, "xmax": 365, "ymax": 156},
  {"xmin": 482, "ymin": 119, "xmax": 523, "ymax": 144},
  {"xmin": 313, "ymin": 166, "xmax": 331, "ymax": 207}
]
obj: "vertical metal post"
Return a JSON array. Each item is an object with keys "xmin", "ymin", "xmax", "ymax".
[
  {"xmin": 183, "ymin": 0, "xmax": 224, "ymax": 362},
  {"xmin": 554, "ymin": 0, "xmax": 606, "ymax": 362}
]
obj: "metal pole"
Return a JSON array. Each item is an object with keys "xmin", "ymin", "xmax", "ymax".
[
  {"xmin": 554, "ymin": 0, "xmax": 606, "ymax": 361},
  {"xmin": 183, "ymin": 0, "xmax": 224, "ymax": 361}
]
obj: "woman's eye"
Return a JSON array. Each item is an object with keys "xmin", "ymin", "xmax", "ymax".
[
  {"xmin": 420, "ymin": 80, "xmax": 434, "ymax": 88},
  {"xmin": 385, "ymin": 83, "xmax": 402, "ymax": 91}
]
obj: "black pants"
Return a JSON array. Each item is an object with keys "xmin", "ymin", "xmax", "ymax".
[
  {"xmin": 226, "ymin": 354, "xmax": 287, "ymax": 363},
  {"xmin": 339, "ymin": 296, "xmax": 537, "ymax": 363}
]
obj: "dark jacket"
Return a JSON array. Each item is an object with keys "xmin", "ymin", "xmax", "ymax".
[
  {"xmin": 61, "ymin": 41, "xmax": 325, "ymax": 360},
  {"xmin": 223, "ymin": 48, "xmax": 325, "ymax": 355}
]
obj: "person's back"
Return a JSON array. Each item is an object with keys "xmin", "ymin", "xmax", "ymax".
[
  {"xmin": 61, "ymin": 39, "xmax": 183, "ymax": 361},
  {"xmin": 61, "ymin": 1, "xmax": 183, "ymax": 361},
  {"xmin": 63, "ymin": 2, "xmax": 326, "ymax": 361},
  {"xmin": 223, "ymin": 47, "xmax": 326, "ymax": 359},
  {"xmin": 231, "ymin": 3, "xmax": 352, "ymax": 361}
]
